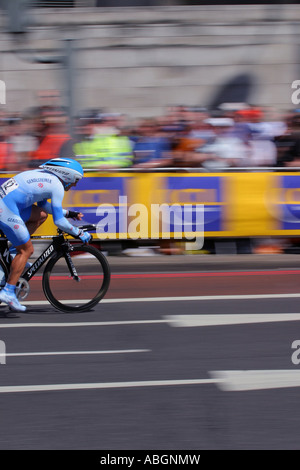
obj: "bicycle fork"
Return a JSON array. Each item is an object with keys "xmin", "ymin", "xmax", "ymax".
[{"xmin": 64, "ymin": 251, "xmax": 80, "ymax": 282}]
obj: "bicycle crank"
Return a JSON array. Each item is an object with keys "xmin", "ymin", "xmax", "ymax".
[{"xmin": 16, "ymin": 278, "xmax": 30, "ymax": 300}]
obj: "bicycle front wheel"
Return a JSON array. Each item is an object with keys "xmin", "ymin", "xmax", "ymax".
[{"xmin": 42, "ymin": 244, "xmax": 111, "ymax": 312}]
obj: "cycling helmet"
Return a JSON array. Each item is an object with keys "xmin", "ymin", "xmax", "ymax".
[{"xmin": 39, "ymin": 158, "xmax": 83, "ymax": 189}]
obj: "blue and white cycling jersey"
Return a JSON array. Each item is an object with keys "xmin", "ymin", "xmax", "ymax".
[{"xmin": 0, "ymin": 169, "xmax": 80, "ymax": 247}]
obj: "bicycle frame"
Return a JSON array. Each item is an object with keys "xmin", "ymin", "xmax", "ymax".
[
  {"xmin": 23, "ymin": 235, "xmax": 76, "ymax": 283},
  {"xmin": 0, "ymin": 229, "xmax": 90, "ymax": 286},
  {"xmin": 0, "ymin": 235, "xmax": 12, "ymax": 281},
  {"xmin": 0, "ymin": 222, "xmax": 111, "ymax": 313}
]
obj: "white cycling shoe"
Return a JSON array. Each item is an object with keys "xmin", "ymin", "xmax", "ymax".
[{"xmin": 0, "ymin": 289, "xmax": 26, "ymax": 312}]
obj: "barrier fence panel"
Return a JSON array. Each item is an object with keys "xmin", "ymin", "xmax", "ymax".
[{"xmin": 1, "ymin": 171, "xmax": 300, "ymax": 240}]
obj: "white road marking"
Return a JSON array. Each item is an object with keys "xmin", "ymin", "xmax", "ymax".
[
  {"xmin": 0, "ymin": 320, "xmax": 166, "ymax": 328},
  {"xmin": 101, "ymin": 294, "xmax": 300, "ymax": 303},
  {"xmin": 2, "ymin": 312, "xmax": 300, "ymax": 329},
  {"xmin": 14, "ymin": 292, "xmax": 300, "ymax": 307},
  {"xmin": 101, "ymin": 293, "xmax": 300, "ymax": 301},
  {"xmin": 0, "ymin": 370, "xmax": 298, "ymax": 394},
  {"xmin": 0, "ymin": 378, "xmax": 220, "ymax": 394},
  {"xmin": 165, "ymin": 313, "xmax": 300, "ymax": 328},
  {"xmin": 210, "ymin": 370, "xmax": 300, "ymax": 392},
  {"xmin": 6, "ymin": 349, "xmax": 150, "ymax": 357}
]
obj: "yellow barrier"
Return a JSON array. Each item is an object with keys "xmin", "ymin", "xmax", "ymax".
[{"xmin": 1, "ymin": 171, "xmax": 300, "ymax": 239}]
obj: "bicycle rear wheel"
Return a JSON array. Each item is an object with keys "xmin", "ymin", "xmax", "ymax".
[{"xmin": 42, "ymin": 244, "xmax": 110, "ymax": 312}]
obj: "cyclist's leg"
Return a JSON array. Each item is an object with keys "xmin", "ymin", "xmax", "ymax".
[
  {"xmin": 7, "ymin": 205, "xmax": 46, "ymax": 266},
  {"xmin": 23, "ymin": 204, "xmax": 48, "ymax": 236},
  {"xmin": 0, "ymin": 202, "xmax": 31, "ymax": 249},
  {"xmin": 0, "ymin": 204, "xmax": 33, "ymax": 310},
  {"xmin": 0, "ymin": 237, "xmax": 32, "ymax": 312},
  {"xmin": 7, "ymin": 239, "xmax": 33, "ymax": 286}
]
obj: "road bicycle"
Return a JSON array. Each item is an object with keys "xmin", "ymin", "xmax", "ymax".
[{"xmin": 0, "ymin": 224, "xmax": 111, "ymax": 313}]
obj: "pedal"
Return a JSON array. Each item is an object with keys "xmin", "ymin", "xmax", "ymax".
[{"xmin": 16, "ymin": 278, "xmax": 30, "ymax": 300}]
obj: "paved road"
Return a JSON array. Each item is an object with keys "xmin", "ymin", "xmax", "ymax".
[{"xmin": 0, "ymin": 254, "xmax": 300, "ymax": 450}]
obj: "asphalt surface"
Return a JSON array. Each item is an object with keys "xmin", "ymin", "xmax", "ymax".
[
  {"xmin": 1, "ymin": 296, "xmax": 300, "ymax": 451},
  {"xmin": 0, "ymin": 252, "xmax": 300, "ymax": 452},
  {"xmin": 107, "ymin": 252, "xmax": 300, "ymax": 273}
]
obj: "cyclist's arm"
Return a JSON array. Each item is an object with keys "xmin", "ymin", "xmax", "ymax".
[
  {"xmin": 65, "ymin": 210, "xmax": 83, "ymax": 220},
  {"xmin": 37, "ymin": 199, "xmax": 68, "ymax": 217},
  {"xmin": 38, "ymin": 199, "xmax": 83, "ymax": 222},
  {"xmin": 48, "ymin": 188, "xmax": 81, "ymax": 237},
  {"xmin": 52, "ymin": 207, "xmax": 81, "ymax": 237}
]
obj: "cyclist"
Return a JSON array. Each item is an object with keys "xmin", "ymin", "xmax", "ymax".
[{"xmin": 0, "ymin": 157, "xmax": 91, "ymax": 312}]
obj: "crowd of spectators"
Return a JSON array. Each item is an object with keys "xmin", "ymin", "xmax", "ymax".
[{"xmin": 1, "ymin": 99, "xmax": 300, "ymax": 172}]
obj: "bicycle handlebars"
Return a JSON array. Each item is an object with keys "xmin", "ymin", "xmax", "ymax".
[
  {"xmin": 78, "ymin": 224, "xmax": 97, "ymax": 232},
  {"xmin": 57, "ymin": 224, "xmax": 96, "ymax": 235}
]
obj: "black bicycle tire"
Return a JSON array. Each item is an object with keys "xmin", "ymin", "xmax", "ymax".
[{"xmin": 42, "ymin": 244, "xmax": 111, "ymax": 312}]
